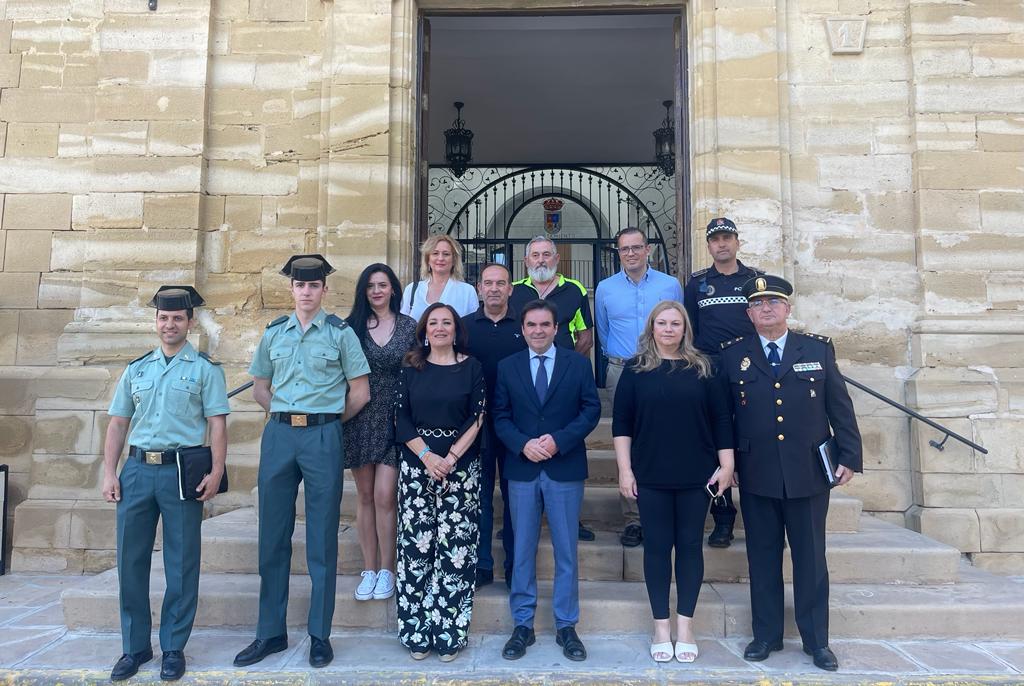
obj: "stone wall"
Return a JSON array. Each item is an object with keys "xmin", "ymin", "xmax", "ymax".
[{"xmin": 0, "ymin": 0, "xmax": 1021, "ymax": 573}]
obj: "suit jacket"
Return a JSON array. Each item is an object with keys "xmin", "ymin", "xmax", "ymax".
[
  {"xmin": 493, "ymin": 347, "xmax": 601, "ymax": 482},
  {"xmin": 720, "ymin": 330, "xmax": 862, "ymax": 499}
]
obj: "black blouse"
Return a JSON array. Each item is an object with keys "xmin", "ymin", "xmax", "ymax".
[
  {"xmin": 394, "ymin": 357, "xmax": 486, "ymax": 470},
  {"xmin": 612, "ymin": 359, "xmax": 733, "ymax": 489}
]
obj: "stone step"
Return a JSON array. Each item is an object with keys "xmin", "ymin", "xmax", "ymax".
[
  {"xmin": 200, "ymin": 509, "xmax": 958, "ymax": 584},
  {"xmin": 257, "ymin": 483, "xmax": 863, "ymax": 534},
  {"xmin": 586, "ymin": 418, "xmax": 613, "ymax": 450},
  {"xmin": 61, "ymin": 564, "xmax": 1024, "ymax": 639}
]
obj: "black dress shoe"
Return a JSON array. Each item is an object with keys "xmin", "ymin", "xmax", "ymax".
[
  {"xmin": 233, "ymin": 635, "xmax": 288, "ymax": 667},
  {"xmin": 160, "ymin": 650, "xmax": 185, "ymax": 681},
  {"xmin": 309, "ymin": 636, "xmax": 333, "ymax": 668},
  {"xmin": 743, "ymin": 639, "xmax": 784, "ymax": 661},
  {"xmin": 502, "ymin": 625, "xmax": 535, "ymax": 660},
  {"xmin": 804, "ymin": 645, "xmax": 839, "ymax": 671},
  {"xmin": 707, "ymin": 523, "xmax": 735, "ymax": 548},
  {"xmin": 110, "ymin": 648, "xmax": 154, "ymax": 681},
  {"xmin": 556, "ymin": 626, "xmax": 587, "ymax": 661},
  {"xmin": 578, "ymin": 523, "xmax": 595, "ymax": 542},
  {"xmin": 475, "ymin": 568, "xmax": 494, "ymax": 589},
  {"xmin": 620, "ymin": 523, "xmax": 643, "ymax": 547}
]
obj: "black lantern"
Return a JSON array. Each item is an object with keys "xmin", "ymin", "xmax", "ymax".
[
  {"xmin": 653, "ymin": 100, "xmax": 675, "ymax": 177},
  {"xmin": 444, "ymin": 101, "xmax": 474, "ymax": 178}
]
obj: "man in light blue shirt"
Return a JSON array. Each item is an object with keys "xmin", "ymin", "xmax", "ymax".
[{"xmin": 595, "ymin": 228, "xmax": 683, "ymax": 547}]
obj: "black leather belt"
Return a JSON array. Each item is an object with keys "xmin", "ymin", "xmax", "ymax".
[
  {"xmin": 271, "ymin": 412, "xmax": 340, "ymax": 427},
  {"xmin": 129, "ymin": 445, "xmax": 196, "ymax": 465}
]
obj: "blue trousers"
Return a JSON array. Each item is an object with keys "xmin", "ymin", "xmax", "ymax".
[
  {"xmin": 256, "ymin": 419, "xmax": 344, "ymax": 640},
  {"xmin": 478, "ymin": 448, "xmax": 514, "ymax": 576},
  {"xmin": 116, "ymin": 457, "xmax": 203, "ymax": 654},
  {"xmin": 507, "ymin": 472, "xmax": 584, "ymax": 629}
]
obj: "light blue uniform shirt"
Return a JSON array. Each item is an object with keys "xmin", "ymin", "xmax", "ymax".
[
  {"xmin": 248, "ymin": 309, "xmax": 370, "ymax": 414},
  {"xmin": 108, "ymin": 341, "xmax": 230, "ymax": 449},
  {"xmin": 595, "ymin": 267, "xmax": 684, "ymax": 358}
]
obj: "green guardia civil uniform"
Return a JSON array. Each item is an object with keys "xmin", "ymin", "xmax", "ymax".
[
  {"xmin": 249, "ymin": 255, "xmax": 370, "ymax": 641},
  {"xmin": 108, "ymin": 286, "xmax": 230, "ymax": 656}
]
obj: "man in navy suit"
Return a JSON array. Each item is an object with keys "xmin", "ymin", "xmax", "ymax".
[{"xmin": 493, "ymin": 299, "xmax": 601, "ymax": 662}]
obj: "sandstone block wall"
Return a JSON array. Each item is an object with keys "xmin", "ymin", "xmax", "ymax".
[{"xmin": 0, "ymin": 0, "xmax": 1021, "ymax": 573}]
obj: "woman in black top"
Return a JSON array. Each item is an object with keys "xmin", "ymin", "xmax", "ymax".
[
  {"xmin": 612, "ymin": 300, "xmax": 734, "ymax": 664},
  {"xmin": 394, "ymin": 303, "xmax": 486, "ymax": 662}
]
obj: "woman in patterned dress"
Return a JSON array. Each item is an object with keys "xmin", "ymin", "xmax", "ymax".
[
  {"xmin": 344, "ymin": 264, "xmax": 417, "ymax": 602},
  {"xmin": 394, "ymin": 302, "xmax": 486, "ymax": 662}
]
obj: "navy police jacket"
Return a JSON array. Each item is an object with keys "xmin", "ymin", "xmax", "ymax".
[{"xmin": 720, "ymin": 330, "xmax": 863, "ymax": 499}]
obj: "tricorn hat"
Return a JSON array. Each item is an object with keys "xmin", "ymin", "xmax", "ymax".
[
  {"xmin": 742, "ymin": 274, "xmax": 793, "ymax": 301},
  {"xmin": 280, "ymin": 254, "xmax": 336, "ymax": 282},
  {"xmin": 148, "ymin": 285, "xmax": 205, "ymax": 311}
]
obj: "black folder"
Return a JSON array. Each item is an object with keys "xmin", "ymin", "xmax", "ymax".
[
  {"xmin": 175, "ymin": 446, "xmax": 228, "ymax": 501},
  {"xmin": 817, "ymin": 437, "xmax": 840, "ymax": 488}
]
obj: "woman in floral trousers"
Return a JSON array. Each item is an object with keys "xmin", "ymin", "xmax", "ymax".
[{"xmin": 394, "ymin": 303, "xmax": 486, "ymax": 662}]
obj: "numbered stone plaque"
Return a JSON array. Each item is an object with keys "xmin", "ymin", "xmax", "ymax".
[{"xmin": 825, "ymin": 17, "xmax": 867, "ymax": 54}]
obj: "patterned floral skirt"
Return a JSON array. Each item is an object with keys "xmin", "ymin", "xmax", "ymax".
[{"xmin": 396, "ymin": 454, "xmax": 481, "ymax": 654}]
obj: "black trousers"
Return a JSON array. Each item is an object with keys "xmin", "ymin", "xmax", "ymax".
[
  {"xmin": 740, "ymin": 489, "xmax": 830, "ymax": 650},
  {"xmin": 636, "ymin": 486, "xmax": 708, "ymax": 619}
]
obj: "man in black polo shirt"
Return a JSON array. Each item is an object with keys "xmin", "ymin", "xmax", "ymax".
[
  {"xmin": 683, "ymin": 217, "xmax": 764, "ymax": 548},
  {"xmin": 463, "ymin": 263, "xmax": 527, "ymax": 589},
  {"xmin": 510, "ymin": 236, "xmax": 594, "ymax": 356}
]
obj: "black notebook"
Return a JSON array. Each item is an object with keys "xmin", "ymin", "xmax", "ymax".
[
  {"xmin": 817, "ymin": 437, "xmax": 840, "ymax": 488},
  {"xmin": 175, "ymin": 446, "xmax": 228, "ymax": 501}
]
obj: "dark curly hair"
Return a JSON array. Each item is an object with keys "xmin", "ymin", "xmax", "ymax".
[{"xmin": 403, "ymin": 302, "xmax": 470, "ymax": 370}]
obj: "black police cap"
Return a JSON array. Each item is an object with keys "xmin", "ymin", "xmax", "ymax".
[
  {"xmin": 148, "ymin": 285, "xmax": 205, "ymax": 311},
  {"xmin": 280, "ymin": 254, "xmax": 336, "ymax": 282},
  {"xmin": 705, "ymin": 217, "xmax": 739, "ymax": 240},
  {"xmin": 742, "ymin": 274, "xmax": 793, "ymax": 301}
]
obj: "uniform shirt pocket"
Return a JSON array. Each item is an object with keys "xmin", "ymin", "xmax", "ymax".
[
  {"xmin": 309, "ymin": 346, "xmax": 340, "ymax": 376},
  {"xmin": 169, "ymin": 379, "xmax": 202, "ymax": 417},
  {"xmin": 129, "ymin": 379, "xmax": 154, "ymax": 407},
  {"xmin": 269, "ymin": 346, "xmax": 294, "ymax": 376}
]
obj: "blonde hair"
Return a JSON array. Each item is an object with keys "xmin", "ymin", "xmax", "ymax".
[
  {"xmin": 419, "ymin": 234, "xmax": 465, "ymax": 281},
  {"xmin": 632, "ymin": 300, "xmax": 712, "ymax": 378}
]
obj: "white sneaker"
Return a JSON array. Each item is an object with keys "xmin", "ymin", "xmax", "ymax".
[
  {"xmin": 355, "ymin": 570, "xmax": 377, "ymax": 600},
  {"xmin": 372, "ymin": 569, "xmax": 395, "ymax": 600}
]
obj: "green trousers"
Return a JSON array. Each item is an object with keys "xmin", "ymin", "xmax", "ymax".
[
  {"xmin": 256, "ymin": 418, "xmax": 344, "ymax": 640},
  {"xmin": 116, "ymin": 457, "xmax": 203, "ymax": 654}
]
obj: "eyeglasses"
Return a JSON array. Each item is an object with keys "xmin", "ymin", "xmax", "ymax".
[
  {"xmin": 748, "ymin": 298, "xmax": 786, "ymax": 309},
  {"xmin": 616, "ymin": 245, "xmax": 646, "ymax": 254}
]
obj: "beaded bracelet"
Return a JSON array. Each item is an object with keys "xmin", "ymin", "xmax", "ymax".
[{"xmin": 416, "ymin": 445, "xmax": 430, "ymax": 461}]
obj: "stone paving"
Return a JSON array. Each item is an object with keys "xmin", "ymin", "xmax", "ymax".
[{"xmin": 3, "ymin": 573, "xmax": 1024, "ymax": 685}]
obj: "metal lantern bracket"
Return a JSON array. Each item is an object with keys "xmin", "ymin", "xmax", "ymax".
[{"xmin": 652, "ymin": 99, "xmax": 675, "ymax": 178}]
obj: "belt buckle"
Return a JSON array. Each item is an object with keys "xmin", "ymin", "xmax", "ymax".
[
  {"xmin": 291, "ymin": 414, "xmax": 308, "ymax": 427},
  {"xmin": 145, "ymin": 451, "xmax": 162, "ymax": 465}
]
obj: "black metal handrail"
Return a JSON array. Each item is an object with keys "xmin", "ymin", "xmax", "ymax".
[
  {"xmin": 843, "ymin": 375, "xmax": 988, "ymax": 454},
  {"xmin": 227, "ymin": 380, "xmax": 253, "ymax": 399},
  {"xmin": 224, "ymin": 376, "xmax": 986, "ymax": 454}
]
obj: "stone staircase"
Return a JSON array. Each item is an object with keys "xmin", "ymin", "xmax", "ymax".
[{"xmin": 61, "ymin": 417, "xmax": 1024, "ymax": 640}]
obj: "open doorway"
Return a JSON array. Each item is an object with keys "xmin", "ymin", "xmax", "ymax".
[{"xmin": 417, "ymin": 13, "xmax": 687, "ymax": 380}]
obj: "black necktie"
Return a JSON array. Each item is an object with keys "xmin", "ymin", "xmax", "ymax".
[
  {"xmin": 534, "ymin": 355, "xmax": 548, "ymax": 403},
  {"xmin": 767, "ymin": 341, "xmax": 781, "ymax": 377}
]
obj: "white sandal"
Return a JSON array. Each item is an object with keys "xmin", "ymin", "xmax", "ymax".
[
  {"xmin": 675, "ymin": 641, "xmax": 699, "ymax": 663},
  {"xmin": 650, "ymin": 641, "xmax": 673, "ymax": 663}
]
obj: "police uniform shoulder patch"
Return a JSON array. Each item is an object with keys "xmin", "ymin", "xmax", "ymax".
[
  {"xmin": 325, "ymin": 313, "xmax": 349, "ymax": 330},
  {"xmin": 720, "ymin": 336, "xmax": 745, "ymax": 350},
  {"xmin": 802, "ymin": 332, "xmax": 832, "ymax": 344},
  {"xmin": 198, "ymin": 351, "xmax": 221, "ymax": 365},
  {"xmin": 266, "ymin": 315, "xmax": 289, "ymax": 329},
  {"xmin": 690, "ymin": 267, "xmax": 710, "ymax": 279}
]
